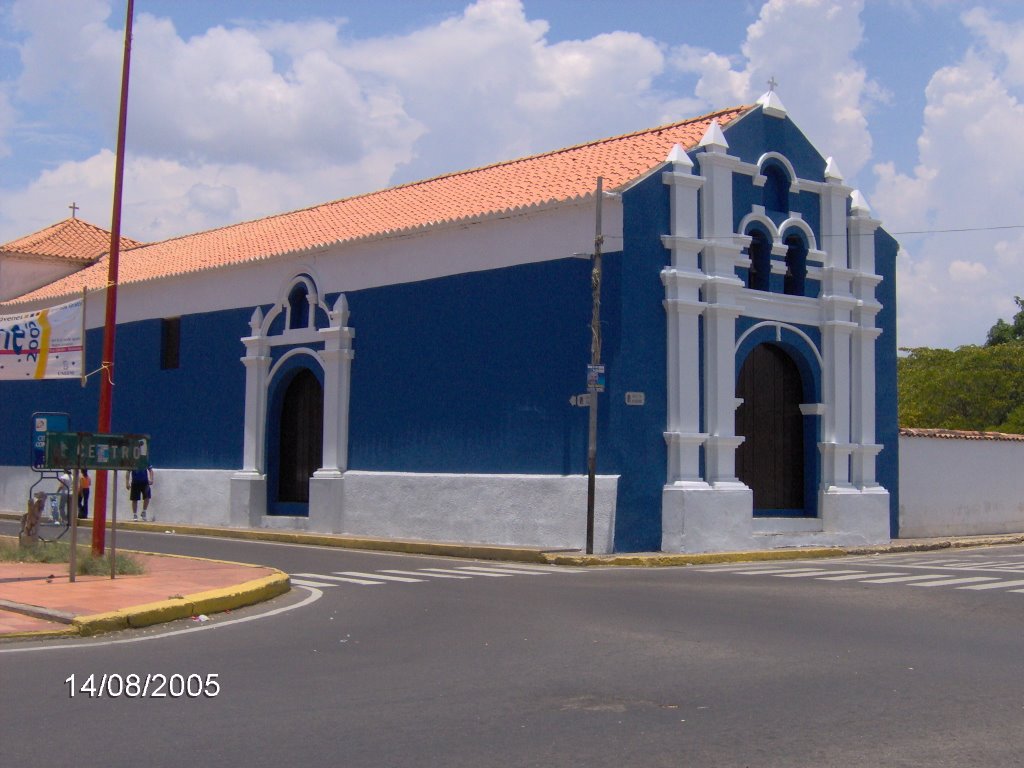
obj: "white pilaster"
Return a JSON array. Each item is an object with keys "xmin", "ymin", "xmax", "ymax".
[
  {"xmin": 237, "ymin": 307, "xmax": 269, "ymax": 476},
  {"xmin": 848, "ymin": 191, "xmax": 884, "ymax": 489},
  {"xmin": 696, "ymin": 126, "xmax": 746, "ymax": 487},
  {"xmin": 315, "ymin": 294, "xmax": 355, "ymax": 477},
  {"xmin": 661, "ymin": 144, "xmax": 707, "ymax": 485},
  {"xmin": 819, "ymin": 157, "xmax": 852, "ymax": 270}
]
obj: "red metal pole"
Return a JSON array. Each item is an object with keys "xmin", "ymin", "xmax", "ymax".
[{"xmin": 93, "ymin": 0, "xmax": 134, "ymax": 557}]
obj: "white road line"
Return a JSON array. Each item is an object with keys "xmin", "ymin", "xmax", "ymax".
[
  {"xmin": 379, "ymin": 569, "xmax": 471, "ymax": 580},
  {"xmin": 816, "ymin": 572, "xmax": 903, "ymax": 581},
  {"xmin": 292, "ymin": 572, "xmax": 385, "ymax": 585},
  {"xmin": 909, "ymin": 576, "xmax": 1001, "ymax": 587},
  {"xmin": 959, "ymin": 579, "xmax": 1024, "ymax": 590},
  {"xmin": 456, "ymin": 566, "xmax": 548, "ymax": 576},
  {"xmin": 736, "ymin": 567, "xmax": 831, "ymax": 576},
  {"xmin": 334, "ymin": 571, "xmax": 425, "ymax": 583},
  {"xmin": 421, "ymin": 568, "xmax": 511, "ymax": 577},
  {"xmin": 859, "ymin": 574, "xmax": 957, "ymax": 584},
  {"xmin": 772, "ymin": 569, "xmax": 862, "ymax": 578},
  {"xmin": 290, "ymin": 578, "xmax": 339, "ymax": 587},
  {"xmin": 493, "ymin": 563, "xmax": 586, "ymax": 573},
  {"xmin": 0, "ymin": 585, "xmax": 325, "ymax": 654}
]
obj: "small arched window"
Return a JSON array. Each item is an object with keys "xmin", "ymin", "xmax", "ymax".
[
  {"xmin": 763, "ymin": 163, "xmax": 790, "ymax": 213},
  {"xmin": 747, "ymin": 230, "xmax": 771, "ymax": 292},
  {"xmin": 784, "ymin": 235, "xmax": 808, "ymax": 296},
  {"xmin": 287, "ymin": 282, "xmax": 310, "ymax": 330}
]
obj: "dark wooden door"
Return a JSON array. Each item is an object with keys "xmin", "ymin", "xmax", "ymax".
[
  {"xmin": 278, "ymin": 368, "xmax": 323, "ymax": 503},
  {"xmin": 735, "ymin": 344, "xmax": 804, "ymax": 512}
]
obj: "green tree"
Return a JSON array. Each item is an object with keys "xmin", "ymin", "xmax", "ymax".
[
  {"xmin": 898, "ymin": 342, "xmax": 1024, "ymax": 431},
  {"xmin": 986, "ymin": 295, "xmax": 1024, "ymax": 346}
]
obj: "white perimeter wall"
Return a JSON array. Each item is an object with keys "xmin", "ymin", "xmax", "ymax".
[{"xmin": 899, "ymin": 435, "xmax": 1024, "ymax": 537}]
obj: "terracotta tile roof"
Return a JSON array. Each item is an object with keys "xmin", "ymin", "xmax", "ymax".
[
  {"xmin": 3, "ymin": 105, "xmax": 750, "ymax": 307},
  {"xmin": 0, "ymin": 217, "xmax": 141, "ymax": 263},
  {"xmin": 900, "ymin": 427, "xmax": 1024, "ymax": 442}
]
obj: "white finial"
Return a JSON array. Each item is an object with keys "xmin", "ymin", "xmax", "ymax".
[
  {"xmin": 757, "ymin": 87, "xmax": 787, "ymax": 118},
  {"xmin": 666, "ymin": 143, "xmax": 694, "ymax": 169},
  {"xmin": 698, "ymin": 120, "xmax": 729, "ymax": 153},
  {"xmin": 249, "ymin": 306, "xmax": 264, "ymax": 335},
  {"xmin": 824, "ymin": 157, "xmax": 844, "ymax": 183},
  {"xmin": 850, "ymin": 189, "xmax": 872, "ymax": 216},
  {"xmin": 331, "ymin": 293, "xmax": 350, "ymax": 326}
]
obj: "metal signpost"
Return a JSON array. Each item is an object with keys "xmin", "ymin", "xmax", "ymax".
[{"xmin": 42, "ymin": 432, "xmax": 150, "ymax": 581}]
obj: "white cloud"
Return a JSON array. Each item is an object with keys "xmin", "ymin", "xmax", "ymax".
[
  {"xmin": 949, "ymin": 260, "xmax": 988, "ymax": 282},
  {"xmin": 871, "ymin": 8, "xmax": 1024, "ymax": 348},
  {"xmin": 671, "ymin": 0, "xmax": 884, "ymax": 178},
  {"xmin": 0, "ymin": 0, "xmax": 681, "ymax": 243}
]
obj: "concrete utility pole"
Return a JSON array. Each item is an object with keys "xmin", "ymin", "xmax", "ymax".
[{"xmin": 586, "ymin": 177, "xmax": 604, "ymax": 555}]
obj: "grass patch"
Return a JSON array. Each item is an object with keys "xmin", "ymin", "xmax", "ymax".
[{"xmin": 0, "ymin": 537, "xmax": 145, "ymax": 576}]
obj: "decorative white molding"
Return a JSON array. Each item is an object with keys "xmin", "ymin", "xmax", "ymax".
[
  {"xmin": 735, "ymin": 321, "xmax": 823, "ymax": 367},
  {"xmin": 756, "ymin": 152, "xmax": 801, "ymax": 193}
]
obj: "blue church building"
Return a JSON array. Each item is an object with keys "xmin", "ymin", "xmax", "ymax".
[{"xmin": 0, "ymin": 90, "xmax": 899, "ymax": 554}]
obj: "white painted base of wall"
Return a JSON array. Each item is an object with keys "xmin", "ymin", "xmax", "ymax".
[
  {"xmin": 661, "ymin": 480, "xmax": 891, "ymax": 552},
  {"xmin": 661, "ymin": 483, "xmax": 754, "ymax": 553},
  {"xmin": 0, "ymin": 466, "xmax": 235, "ymax": 526},
  {"xmin": 899, "ymin": 435, "xmax": 1024, "ymax": 537},
  {"xmin": 230, "ymin": 469, "xmax": 619, "ymax": 553},
  {"xmin": 818, "ymin": 487, "xmax": 890, "ymax": 546}
]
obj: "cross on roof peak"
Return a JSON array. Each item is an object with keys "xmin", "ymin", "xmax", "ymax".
[
  {"xmin": 68, "ymin": 202, "xmax": 79, "ymax": 219},
  {"xmin": 767, "ymin": 76, "xmax": 778, "ymax": 92}
]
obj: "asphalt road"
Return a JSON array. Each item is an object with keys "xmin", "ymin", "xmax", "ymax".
[{"xmin": 2, "ymin": 523, "xmax": 1024, "ymax": 768}]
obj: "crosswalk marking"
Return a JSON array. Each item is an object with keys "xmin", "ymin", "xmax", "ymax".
[
  {"xmin": 909, "ymin": 576, "xmax": 1001, "ymax": 587},
  {"xmin": 334, "ymin": 571, "xmax": 425, "ymax": 583},
  {"xmin": 290, "ymin": 578, "xmax": 340, "ymax": 587},
  {"xmin": 290, "ymin": 562, "xmax": 583, "ymax": 589},
  {"xmin": 772, "ymin": 569, "xmax": 862, "ymax": 578},
  {"xmin": 816, "ymin": 571, "xmax": 900, "ymax": 581},
  {"xmin": 379, "ymin": 569, "xmax": 471, "ymax": 580},
  {"xmin": 959, "ymin": 579, "xmax": 1024, "ymax": 590},
  {"xmin": 293, "ymin": 572, "xmax": 385, "ymax": 586},
  {"xmin": 456, "ymin": 566, "xmax": 547, "ymax": 576},
  {"xmin": 420, "ymin": 567, "xmax": 512, "ymax": 577},
  {"xmin": 737, "ymin": 567, "xmax": 831, "ymax": 576},
  {"xmin": 858, "ymin": 574, "xmax": 953, "ymax": 584}
]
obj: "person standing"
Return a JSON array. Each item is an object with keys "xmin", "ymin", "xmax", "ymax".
[
  {"xmin": 77, "ymin": 469, "xmax": 91, "ymax": 519},
  {"xmin": 126, "ymin": 465, "xmax": 154, "ymax": 521},
  {"xmin": 57, "ymin": 469, "xmax": 72, "ymax": 525}
]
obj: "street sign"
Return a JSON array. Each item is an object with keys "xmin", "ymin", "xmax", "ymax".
[
  {"xmin": 43, "ymin": 432, "xmax": 150, "ymax": 471},
  {"xmin": 586, "ymin": 364, "xmax": 605, "ymax": 392},
  {"xmin": 31, "ymin": 412, "xmax": 70, "ymax": 470}
]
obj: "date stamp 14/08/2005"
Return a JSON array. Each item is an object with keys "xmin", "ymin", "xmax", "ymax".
[{"xmin": 65, "ymin": 673, "xmax": 220, "ymax": 699}]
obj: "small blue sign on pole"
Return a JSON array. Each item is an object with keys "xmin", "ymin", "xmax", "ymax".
[
  {"xmin": 586, "ymin": 364, "xmax": 605, "ymax": 393},
  {"xmin": 31, "ymin": 412, "xmax": 69, "ymax": 471}
]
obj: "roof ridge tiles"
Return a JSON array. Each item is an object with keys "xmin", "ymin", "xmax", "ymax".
[{"xmin": 1, "ymin": 103, "xmax": 753, "ymax": 307}]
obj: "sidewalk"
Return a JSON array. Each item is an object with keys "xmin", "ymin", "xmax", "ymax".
[
  {"xmin": 0, "ymin": 547, "xmax": 288, "ymax": 641},
  {"xmin": 3, "ymin": 509, "xmax": 1023, "ymax": 641}
]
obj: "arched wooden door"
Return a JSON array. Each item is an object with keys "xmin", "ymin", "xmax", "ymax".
[
  {"xmin": 277, "ymin": 368, "xmax": 323, "ymax": 504},
  {"xmin": 735, "ymin": 344, "xmax": 805, "ymax": 513}
]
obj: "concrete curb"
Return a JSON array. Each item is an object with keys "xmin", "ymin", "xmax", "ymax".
[
  {"xmin": 541, "ymin": 547, "xmax": 847, "ymax": 567},
  {"xmin": 4, "ymin": 509, "xmax": 1024, "ymax": 566},
  {"xmin": 72, "ymin": 571, "xmax": 291, "ymax": 636}
]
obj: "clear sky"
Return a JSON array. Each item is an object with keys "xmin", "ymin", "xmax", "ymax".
[{"xmin": 1, "ymin": 0, "xmax": 1022, "ymax": 349}]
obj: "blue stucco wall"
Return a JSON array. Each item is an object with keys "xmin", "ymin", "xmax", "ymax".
[
  {"xmin": 0, "ymin": 307, "xmax": 249, "ymax": 469},
  {"xmin": 875, "ymin": 228, "xmax": 900, "ymax": 536},
  {"xmin": 342, "ymin": 259, "xmax": 592, "ymax": 475}
]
